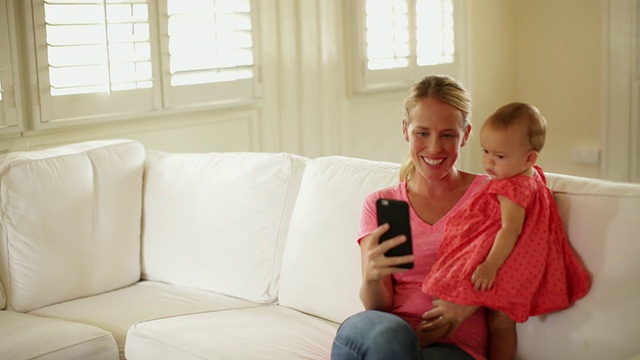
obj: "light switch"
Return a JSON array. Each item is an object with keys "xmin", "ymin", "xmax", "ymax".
[{"xmin": 572, "ymin": 146, "xmax": 600, "ymax": 165}]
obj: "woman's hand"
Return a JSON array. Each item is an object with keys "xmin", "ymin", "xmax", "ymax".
[
  {"xmin": 360, "ymin": 224, "xmax": 414, "ymax": 282},
  {"xmin": 415, "ymin": 320, "xmax": 450, "ymax": 347},
  {"xmin": 359, "ymin": 224, "xmax": 414, "ymax": 310},
  {"xmin": 419, "ymin": 299, "xmax": 480, "ymax": 338}
]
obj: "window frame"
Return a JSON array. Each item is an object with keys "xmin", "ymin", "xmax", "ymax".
[
  {"xmin": 0, "ymin": 0, "xmax": 23, "ymax": 136},
  {"xmin": 26, "ymin": 0, "xmax": 263, "ymax": 130},
  {"xmin": 348, "ymin": 0, "xmax": 469, "ymax": 94}
]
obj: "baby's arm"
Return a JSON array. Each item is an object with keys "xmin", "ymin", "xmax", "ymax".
[{"xmin": 472, "ymin": 195, "xmax": 525, "ymax": 291}]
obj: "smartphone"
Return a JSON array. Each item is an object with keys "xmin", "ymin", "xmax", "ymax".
[{"xmin": 376, "ymin": 198, "xmax": 414, "ymax": 269}]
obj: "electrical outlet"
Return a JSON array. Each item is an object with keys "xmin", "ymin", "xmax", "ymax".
[{"xmin": 572, "ymin": 146, "xmax": 600, "ymax": 165}]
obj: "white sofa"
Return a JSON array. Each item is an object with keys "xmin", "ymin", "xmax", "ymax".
[{"xmin": 0, "ymin": 139, "xmax": 638, "ymax": 360}]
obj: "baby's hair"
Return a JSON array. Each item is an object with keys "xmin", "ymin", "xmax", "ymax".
[{"xmin": 484, "ymin": 102, "xmax": 547, "ymax": 152}]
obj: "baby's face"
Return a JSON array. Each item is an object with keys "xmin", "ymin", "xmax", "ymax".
[{"xmin": 480, "ymin": 124, "xmax": 533, "ymax": 180}]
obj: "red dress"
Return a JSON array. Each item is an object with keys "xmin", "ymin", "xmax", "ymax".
[{"xmin": 422, "ymin": 166, "xmax": 591, "ymax": 322}]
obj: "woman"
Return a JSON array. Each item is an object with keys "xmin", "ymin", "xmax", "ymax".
[{"xmin": 331, "ymin": 75, "xmax": 489, "ymax": 360}]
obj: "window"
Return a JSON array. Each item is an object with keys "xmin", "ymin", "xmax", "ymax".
[
  {"xmin": 43, "ymin": 1, "xmax": 153, "ymax": 96},
  {"xmin": 0, "ymin": 0, "xmax": 21, "ymax": 135},
  {"xmin": 166, "ymin": 1, "xmax": 254, "ymax": 87},
  {"xmin": 350, "ymin": 0, "xmax": 467, "ymax": 93},
  {"xmin": 29, "ymin": 0, "xmax": 261, "ymax": 128},
  {"xmin": 158, "ymin": 0, "xmax": 259, "ymax": 110},
  {"xmin": 603, "ymin": 0, "xmax": 639, "ymax": 182}
]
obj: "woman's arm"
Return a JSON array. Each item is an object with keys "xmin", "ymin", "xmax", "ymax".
[
  {"xmin": 471, "ymin": 195, "xmax": 525, "ymax": 291},
  {"xmin": 359, "ymin": 224, "xmax": 414, "ymax": 311}
]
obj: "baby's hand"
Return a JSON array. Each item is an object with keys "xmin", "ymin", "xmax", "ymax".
[{"xmin": 471, "ymin": 263, "xmax": 497, "ymax": 291}]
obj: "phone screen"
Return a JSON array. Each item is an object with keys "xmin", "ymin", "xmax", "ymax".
[{"xmin": 376, "ymin": 198, "xmax": 414, "ymax": 269}]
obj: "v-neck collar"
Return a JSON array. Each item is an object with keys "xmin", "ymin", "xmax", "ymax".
[{"xmin": 400, "ymin": 175, "xmax": 489, "ymax": 228}]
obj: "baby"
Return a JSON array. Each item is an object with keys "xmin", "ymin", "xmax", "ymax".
[{"xmin": 422, "ymin": 102, "xmax": 591, "ymax": 359}]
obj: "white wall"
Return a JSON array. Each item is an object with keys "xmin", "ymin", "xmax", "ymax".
[
  {"xmin": 513, "ymin": 0, "xmax": 602, "ymax": 179},
  {"xmin": 464, "ymin": 0, "xmax": 518, "ymax": 174},
  {"xmin": 0, "ymin": 0, "xmax": 607, "ymax": 181}
]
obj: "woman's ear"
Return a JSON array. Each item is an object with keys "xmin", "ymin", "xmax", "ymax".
[
  {"xmin": 402, "ymin": 120, "xmax": 409, "ymax": 142},
  {"xmin": 461, "ymin": 124, "xmax": 472, "ymax": 147}
]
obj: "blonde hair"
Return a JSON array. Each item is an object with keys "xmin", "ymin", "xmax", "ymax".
[
  {"xmin": 399, "ymin": 75, "xmax": 471, "ymax": 181},
  {"xmin": 483, "ymin": 102, "xmax": 547, "ymax": 152}
]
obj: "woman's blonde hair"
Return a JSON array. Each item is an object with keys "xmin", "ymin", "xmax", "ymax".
[{"xmin": 399, "ymin": 75, "xmax": 471, "ymax": 181}]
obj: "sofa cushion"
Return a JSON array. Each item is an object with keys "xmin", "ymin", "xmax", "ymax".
[
  {"xmin": 30, "ymin": 280, "xmax": 262, "ymax": 359},
  {"xmin": 0, "ymin": 140, "xmax": 145, "ymax": 312},
  {"xmin": 516, "ymin": 173, "xmax": 640, "ymax": 360},
  {"xmin": 142, "ymin": 152, "xmax": 307, "ymax": 303},
  {"xmin": 278, "ymin": 156, "xmax": 400, "ymax": 323},
  {"xmin": 125, "ymin": 306, "xmax": 338, "ymax": 360},
  {"xmin": 0, "ymin": 310, "xmax": 118, "ymax": 360}
]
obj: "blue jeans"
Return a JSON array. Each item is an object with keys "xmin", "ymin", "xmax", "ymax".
[{"xmin": 331, "ymin": 310, "xmax": 474, "ymax": 360}]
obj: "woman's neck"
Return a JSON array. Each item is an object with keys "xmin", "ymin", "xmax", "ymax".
[
  {"xmin": 406, "ymin": 168, "xmax": 476, "ymax": 225},
  {"xmin": 408, "ymin": 168, "xmax": 471, "ymax": 197}
]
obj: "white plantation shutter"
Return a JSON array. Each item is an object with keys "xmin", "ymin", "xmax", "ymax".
[
  {"xmin": 159, "ymin": 0, "xmax": 259, "ymax": 108},
  {"xmin": 353, "ymin": 0, "xmax": 465, "ymax": 93},
  {"xmin": 43, "ymin": 0, "xmax": 153, "ymax": 96},
  {"xmin": 167, "ymin": 0, "xmax": 253, "ymax": 86},
  {"xmin": 31, "ymin": 0, "xmax": 260, "ymax": 126},
  {"xmin": 33, "ymin": 0, "xmax": 158, "ymax": 124},
  {"xmin": 364, "ymin": 0, "xmax": 411, "ymax": 71},
  {"xmin": 0, "ymin": 0, "xmax": 20, "ymax": 135},
  {"xmin": 416, "ymin": 0, "xmax": 455, "ymax": 66}
]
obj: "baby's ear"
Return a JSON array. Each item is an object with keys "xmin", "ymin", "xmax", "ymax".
[{"xmin": 526, "ymin": 150, "xmax": 539, "ymax": 165}]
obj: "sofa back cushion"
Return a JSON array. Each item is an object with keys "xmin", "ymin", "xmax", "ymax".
[
  {"xmin": 0, "ymin": 140, "xmax": 145, "ymax": 312},
  {"xmin": 516, "ymin": 173, "xmax": 640, "ymax": 359},
  {"xmin": 278, "ymin": 156, "xmax": 400, "ymax": 323},
  {"xmin": 142, "ymin": 152, "xmax": 307, "ymax": 303}
]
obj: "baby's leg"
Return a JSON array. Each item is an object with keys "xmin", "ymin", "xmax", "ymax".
[{"xmin": 488, "ymin": 310, "xmax": 517, "ymax": 360}]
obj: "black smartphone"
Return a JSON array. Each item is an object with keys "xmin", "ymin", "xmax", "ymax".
[{"xmin": 376, "ymin": 198, "xmax": 414, "ymax": 269}]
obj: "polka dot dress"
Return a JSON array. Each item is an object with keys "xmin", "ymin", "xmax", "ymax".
[{"xmin": 422, "ymin": 166, "xmax": 591, "ymax": 322}]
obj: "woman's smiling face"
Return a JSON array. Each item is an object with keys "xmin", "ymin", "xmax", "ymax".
[{"xmin": 403, "ymin": 97, "xmax": 470, "ymax": 182}]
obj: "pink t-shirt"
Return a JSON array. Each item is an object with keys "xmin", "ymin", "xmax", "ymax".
[{"xmin": 357, "ymin": 178, "xmax": 489, "ymax": 360}]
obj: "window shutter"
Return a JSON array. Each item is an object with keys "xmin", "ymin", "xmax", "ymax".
[
  {"xmin": 31, "ymin": 0, "xmax": 261, "ymax": 126},
  {"xmin": 364, "ymin": 0, "xmax": 411, "ymax": 71},
  {"xmin": 33, "ymin": 0, "xmax": 158, "ymax": 125},
  {"xmin": 159, "ymin": 0, "xmax": 260, "ymax": 109},
  {"xmin": 352, "ymin": 0, "xmax": 465, "ymax": 93},
  {"xmin": 43, "ymin": 0, "xmax": 153, "ymax": 96},
  {"xmin": 416, "ymin": 0, "xmax": 455, "ymax": 66}
]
